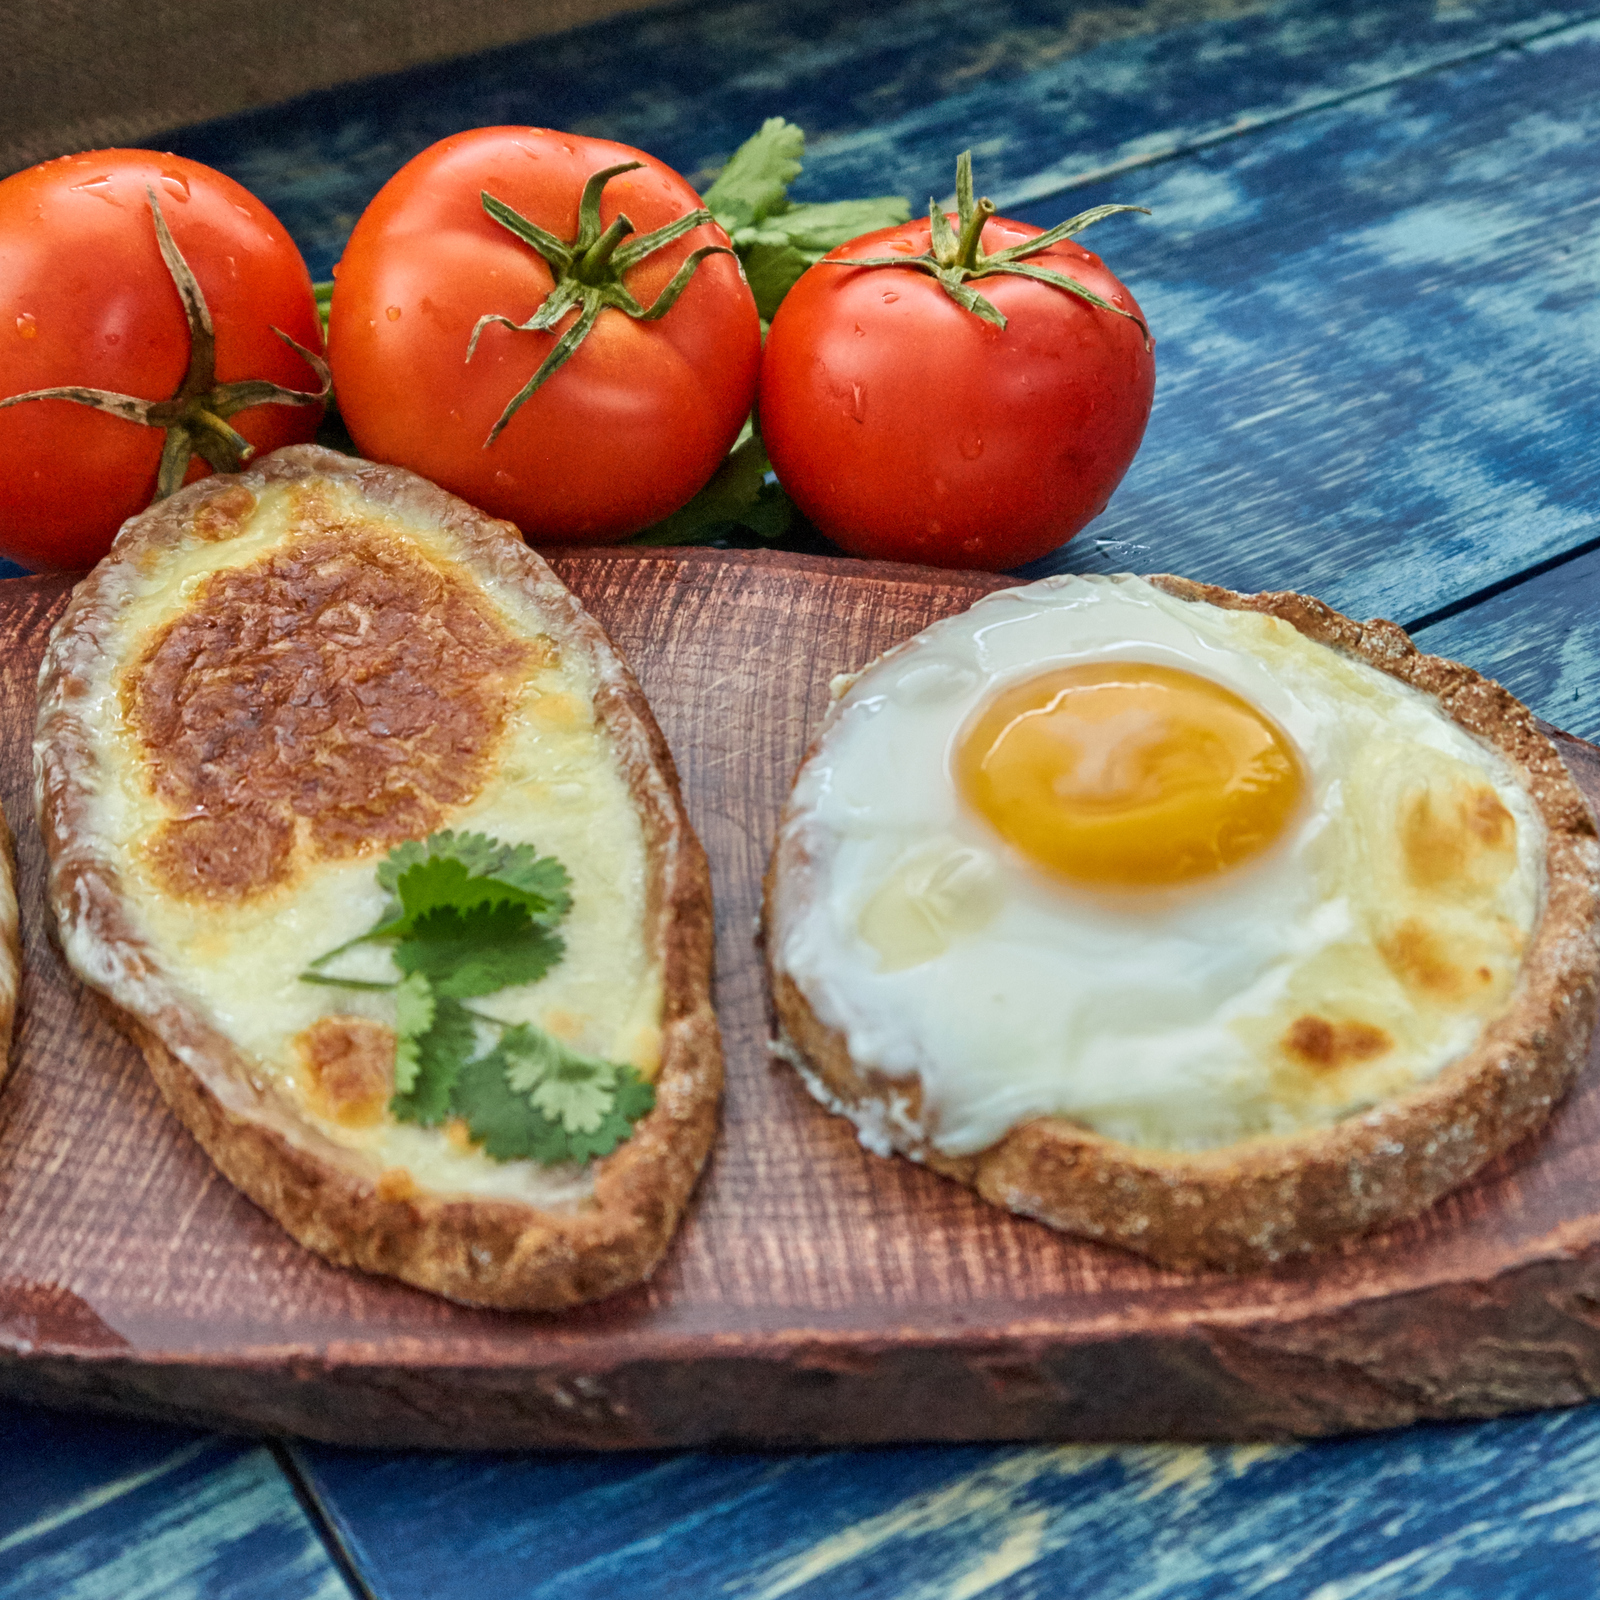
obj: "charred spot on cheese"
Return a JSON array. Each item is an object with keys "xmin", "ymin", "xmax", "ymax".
[
  {"xmin": 124, "ymin": 505, "xmax": 536, "ymax": 903},
  {"xmin": 1401, "ymin": 780, "xmax": 1516, "ymax": 896},
  {"xmin": 296, "ymin": 1014, "xmax": 396, "ymax": 1125},
  {"xmin": 1282, "ymin": 1015, "xmax": 1393, "ymax": 1070},
  {"xmin": 375, "ymin": 1167, "xmax": 417, "ymax": 1202},
  {"xmin": 145, "ymin": 806, "xmax": 295, "ymax": 903},
  {"xmin": 1379, "ymin": 916, "xmax": 1497, "ymax": 1003},
  {"xmin": 190, "ymin": 486, "xmax": 258, "ymax": 542}
]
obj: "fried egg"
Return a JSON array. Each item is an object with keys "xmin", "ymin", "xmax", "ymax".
[{"xmin": 768, "ymin": 573, "xmax": 1546, "ymax": 1156}]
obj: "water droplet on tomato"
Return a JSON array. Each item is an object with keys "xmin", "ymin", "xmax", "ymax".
[
  {"xmin": 386, "ymin": 305, "xmax": 402, "ymax": 321},
  {"xmin": 15, "ymin": 313, "xmax": 37, "ymax": 339},
  {"xmin": 105, "ymin": 331, "xmax": 120, "ymax": 345},
  {"xmin": 494, "ymin": 470, "xmax": 515, "ymax": 487},
  {"xmin": 68, "ymin": 176, "xmax": 119, "ymax": 205},
  {"xmin": 1111, "ymin": 293, "xmax": 1125, "ymax": 307},
  {"xmin": 848, "ymin": 382, "xmax": 867, "ymax": 423},
  {"xmin": 854, "ymin": 323, "xmax": 865, "ymax": 336},
  {"xmin": 331, "ymin": 261, "xmax": 341, "ymax": 278},
  {"xmin": 882, "ymin": 291, "xmax": 900, "ymax": 304},
  {"xmin": 234, "ymin": 203, "xmax": 254, "ymax": 219},
  {"xmin": 160, "ymin": 170, "xmax": 191, "ymax": 201},
  {"xmin": 959, "ymin": 432, "xmax": 983, "ymax": 460}
]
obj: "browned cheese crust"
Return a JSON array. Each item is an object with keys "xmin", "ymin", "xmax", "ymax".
[
  {"xmin": 35, "ymin": 445, "xmax": 721, "ymax": 1310},
  {"xmin": 766, "ymin": 575, "xmax": 1600, "ymax": 1272},
  {"xmin": 0, "ymin": 804, "xmax": 18, "ymax": 1086}
]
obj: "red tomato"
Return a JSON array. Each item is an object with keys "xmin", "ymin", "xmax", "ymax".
[
  {"xmin": 0, "ymin": 150, "xmax": 326, "ymax": 571},
  {"xmin": 759, "ymin": 211, "xmax": 1156, "ymax": 570},
  {"xmin": 328, "ymin": 127, "xmax": 762, "ymax": 544}
]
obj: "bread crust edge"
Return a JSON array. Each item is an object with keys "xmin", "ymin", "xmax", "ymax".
[
  {"xmin": 765, "ymin": 575, "xmax": 1600, "ymax": 1272},
  {"xmin": 35, "ymin": 445, "xmax": 722, "ymax": 1310}
]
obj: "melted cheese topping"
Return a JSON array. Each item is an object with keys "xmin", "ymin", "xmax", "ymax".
[{"xmin": 78, "ymin": 479, "xmax": 658, "ymax": 1205}]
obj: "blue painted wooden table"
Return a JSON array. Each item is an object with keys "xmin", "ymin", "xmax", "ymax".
[{"xmin": 7, "ymin": 0, "xmax": 1600, "ymax": 1592}]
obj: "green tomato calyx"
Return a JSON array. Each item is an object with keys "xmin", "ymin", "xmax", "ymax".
[
  {"xmin": 819, "ymin": 151, "xmax": 1152, "ymax": 346},
  {"xmin": 467, "ymin": 161, "xmax": 736, "ymax": 446},
  {"xmin": 0, "ymin": 188, "xmax": 329, "ymax": 501}
]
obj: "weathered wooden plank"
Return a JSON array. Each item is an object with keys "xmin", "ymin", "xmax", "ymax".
[
  {"xmin": 1413, "ymin": 548, "xmax": 1600, "ymax": 744},
  {"xmin": 0, "ymin": 1403, "xmax": 351, "ymax": 1600},
  {"xmin": 164, "ymin": 0, "xmax": 1599, "ymax": 279},
  {"xmin": 1015, "ymin": 16, "xmax": 1600, "ymax": 628},
  {"xmin": 295, "ymin": 1404, "xmax": 1600, "ymax": 1598},
  {"xmin": 804, "ymin": 0, "xmax": 1600, "ymax": 211}
]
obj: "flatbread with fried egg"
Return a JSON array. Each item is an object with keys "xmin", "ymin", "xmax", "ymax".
[
  {"xmin": 765, "ymin": 573, "xmax": 1600, "ymax": 1271},
  {"xmin": 35, "ymin": 444, "xmax": 720, "ymax": 1309}
]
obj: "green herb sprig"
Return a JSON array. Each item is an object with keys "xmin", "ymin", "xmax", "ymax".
[{"xmin": 302, "ymin": 830, "xmax": 655, "ymax": 1165}]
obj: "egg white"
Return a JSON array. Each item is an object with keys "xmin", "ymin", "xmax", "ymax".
[{"xmin": 770, "ymin": 574, "xmax": 1545, "ymax": 1156}]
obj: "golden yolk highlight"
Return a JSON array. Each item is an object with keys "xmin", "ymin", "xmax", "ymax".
[{"xmin": 954, "ymin": 662, "xmax": 1305, "ymax": 887}]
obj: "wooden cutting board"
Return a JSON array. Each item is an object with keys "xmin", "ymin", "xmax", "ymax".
[{"xmin": 5, "ymin": 546, "xmax": 1600, "ymax": 1450}]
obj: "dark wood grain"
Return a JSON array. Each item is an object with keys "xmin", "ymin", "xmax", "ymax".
[{"xmin": 6, "ymin": 549, "xmax": 1600, "ymax": 1449}]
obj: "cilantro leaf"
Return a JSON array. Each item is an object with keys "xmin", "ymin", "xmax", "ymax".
[
  {"xmin": 390, "ymin": 994, "xmax": 476, "ymax": 1125},
  {"xmin": 760, "ymin": 197, "xmax": 912, "ymax": 253},
  {"xmin": 702, "ymin": 117, "xmax": 804, "ymax": 231},
  {"xmin": 634, "ymin": 429, "xmax": 792, "ymax": 546},
  {"xmin": 737, "ymin": 235, "xmax": 816, "ymax": 322},
  {"xmin": 454, "ymin": 1022, "xmax": 658, "ymax": 1164},
  {"xmin": 500, "ymin": 1021, "xmax": 612, "ymax": 1097},
  {"xmin": 500, "ymin": 1022, "xmax": 656, "ymax": 1159},
  {"xmin": 501, "ymin": 1025, "xmax": 617, "ymax": 1133},
  {"xmin": 304, "ymin": 827, "xmax": 654, "ymax": 1167},
  {"xmin": 564, "ymin": 1069, "xmax": 657, "ymax": 1164},
  {"xmin": 391, "ymin": 971, "xmax": 435, "ymax": 1095},
  {"xmin": 375, "ymin": 832, "xmax": 571, "ymax": 935},
  {"xmin": 393, "ymin": 904, "xmax": 565, "ymax": 999},
  {"xmin": 450, "ymin": 1047, "xmax": 573, "ymax": 1163}
]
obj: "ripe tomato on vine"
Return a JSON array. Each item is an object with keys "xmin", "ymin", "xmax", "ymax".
[
  {"xmin": 327, "ymin": 127, "xmax": 761, "ymax": 544},
  {"xmin": 0, "ymin": 150, "xmax": 327, "ymax": 571},
  {"xmin": 759, "ymin": 152, "xmax": 1155, "ymax": 571}
]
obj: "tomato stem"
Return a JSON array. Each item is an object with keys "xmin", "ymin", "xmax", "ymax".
[
  {"xmin": 954, "ymin": 197, "xmax": 995, "ymax": 272},
  {"xmin": 470, "ymin": 173, "xmax": 736, "ymax": 446},
  {"xmin": 575, "ymin": 214, "xmax": 635, "ymax": 284},
  {"xmin": 810, "ymin": 150, "xmax": 1153, "ymax": 347},
  {"xmin": 188, "ymin": 406, "xmax": 255, "ymax": 461},
  {"xmin": 0, "ymin": 188, "xmax": 329, "ymax": 501}
]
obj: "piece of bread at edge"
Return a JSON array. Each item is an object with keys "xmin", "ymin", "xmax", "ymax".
[
  {"xmin": 764, "ymin": 572, "xmax": 1600, "ymax": 1272},
  {"xmin": 0, "ymin": 804, "xmax": 18, "ymax": 1085},
  {"xmin": 35, "ymin": 443, "xmax": 720, "ymax": 1310}
]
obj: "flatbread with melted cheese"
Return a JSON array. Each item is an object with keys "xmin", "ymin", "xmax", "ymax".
[{"xmin": 35, "ymin": 445, "xmax": 720, "ymax": 1309}]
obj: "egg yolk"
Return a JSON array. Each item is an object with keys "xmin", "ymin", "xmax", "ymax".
[{"xmin": 953, "ymin": 662, "xmax": 1305, "ymax": 887}]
